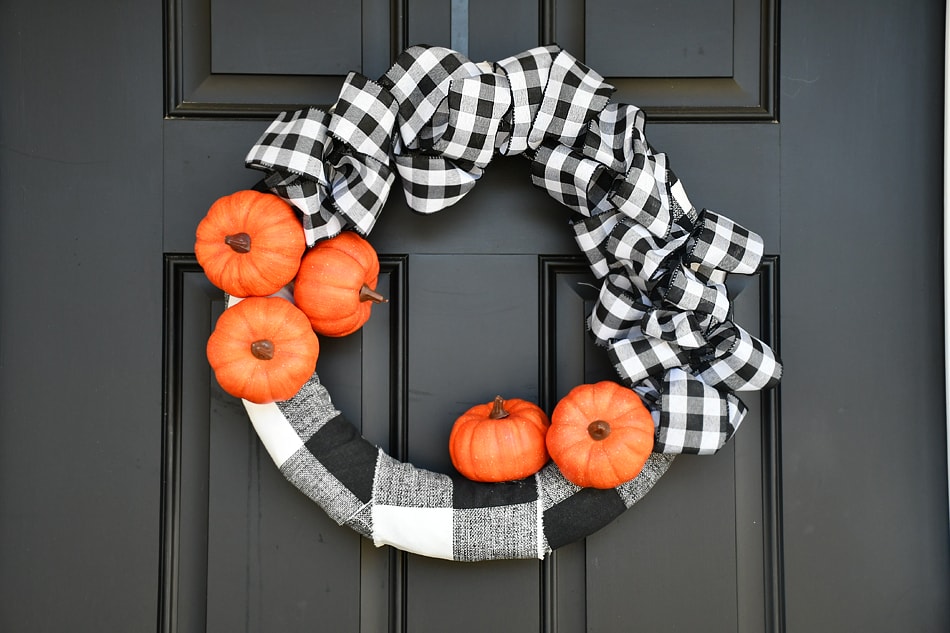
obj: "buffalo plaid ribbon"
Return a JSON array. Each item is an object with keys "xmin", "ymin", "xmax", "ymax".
[{"xmin": 244, "ymin": 45, "xmax": 782, "ymax": 461}]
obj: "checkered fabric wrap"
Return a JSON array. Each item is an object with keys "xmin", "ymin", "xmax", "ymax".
[
  {"xmin": 650, "ymin": 368, "xmax": 749, "ymax": 455},
  {"xmin": 588, "ymin": 273, "xmax": 651, "ymax": 342},
  {"xmin": 654, "ymin": 266, "xmax": 731, "ymax": 324},
  {"xmin": 530, "ymin": 144, "xmax": 614, "ymax": 216},
  {"xmin": 380, "ymin": 46, "xmax": 497, "ymax": 214},
  {"xmin": 494, "ymin": 46, "xmax": 559, "ymax": 154},
  {"xmin": 696, "ymin": 323, "xmax": 783, "ymax": 392},
  {"xmin": 572, "ymin": 211, "xmax": 625, "ymax": 279},
  {"xmin": 245, "ymin": 73, "xmax": 398, "ymax": 245},
  {"xmin": 607, "ymin": 215, "xmax": 689, "ymax": 283},
  {"xmin": 608, "ymin": 319, "xmax": 780, "ymax": 392},
  {"xmin": 608, "ymin": 151, "xmax": 672, "ymax": 238},
  {"xmin": 686, "ymin": 210, "xmax": 764, "ymax": 275},
  {"xmin": 241, "ymin": 372, "xmax": 674, "ymax": 561},
  {"xmin": 236, "ymin": 45, "xmax": 783, "ymax": 558},
  {"xmin": 642, "ymin": 309, "xmax": 711, "ymax": 349},
  {"xmin": 529, "ymin": 103, "xmax": 676, "ymax": 238},
  {"xmin": 583, "ymin": 104, "xmax": 646, "ymax": 173},
  {"xmin": 525, "ymin": 50, "xmax": 614, "ymax": 148},
  {"xmin": 382, "ymin": 47, "xmax": 480, "ymax": 146},
  {"xmin": 609, "ymin": 336, "xmax": 692, "ymax": 386},
  {"xmin": 433, "ymin": 73, "xmax": 512, "ymax": 169}
]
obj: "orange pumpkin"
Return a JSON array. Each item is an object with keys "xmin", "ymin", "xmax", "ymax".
[
  {"xmin": 294, "ymin": 231, "xmax": 387, "ymax": 337},
  {"xmin": 546, "ymin": 381, "xmax": 655, "ymax": 489},
  {"xmin": 206, "ymin": 296, "xmax": 319, "ymax": 404},
  {"xmin": 195, "ymin": 190, "xmax": 306, "ymax": 298},
  {"xmin": 449, "ymin": 396, "xmax": 551, "ymax": 482}
]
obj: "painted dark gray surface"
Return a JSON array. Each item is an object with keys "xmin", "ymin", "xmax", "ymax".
[
  {"xmin": 0, "ymin": 1, "xmax": 947, "ymax": 632},
  {"xmin": 0, "ymin": 2, "xmax": 165, "ymax": 632},
  {"xmin": 779, "ymin": 3, "xmax": 950, "ymax": 631},
  {"xmin": 586, "ymin": 0, "xmax": 735, "ymax": 77}
]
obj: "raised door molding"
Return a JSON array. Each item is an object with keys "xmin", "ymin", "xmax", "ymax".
[
  {"xmin": 165, "ymin": 0, "xmax": 775, "ymax": 121},
  {"xmin": 160, "ymin": 253, "xmax": 782, "ymax": 631},
  {"xmin": 554, "ymin": 0, "xmax": 776, "ymax": 120},
  {"xmin": 164, "ymin": 0, "xmax": 395, "ymax": 117}
]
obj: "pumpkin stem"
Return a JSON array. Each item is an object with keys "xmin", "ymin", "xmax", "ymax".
[
  {"xmin": 224, "ymin": 232, "xmax": 252, "ymax": 253},
  {"xmin": 359, "ymin": 284, "xmax": 388, "ymax": 304},
  {"xmin": 489, "ymin": 395, "xmax": 509, "ymax": 419},
  {"xmin": 250, "ymin": 339, "xmax": 275, "ymax": 360},
  {"xmin": 587, "ymin": 420, "xmax": 611, "ymax": 441}
]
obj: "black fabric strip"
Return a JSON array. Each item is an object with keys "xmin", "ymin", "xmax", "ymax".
[
  {"xmin": 543, "ymin": 487, "xmax": 627, "ymax": 549},
  {"xmin": 305, "ymin": 414, "xmax": 378, "ymax": 503},
  {"xmin": 452, "ymin": 475, "xmax": 538, "ymax": 509}
]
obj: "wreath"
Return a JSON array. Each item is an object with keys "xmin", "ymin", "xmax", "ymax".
[{"xmin": 195, "ymin": 45, "xmax": 782, "ymax": 562}]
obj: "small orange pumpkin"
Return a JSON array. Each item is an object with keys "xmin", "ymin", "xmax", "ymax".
[
  {"xmin": 546, "ymin": 381, "xmax": 655, "ymax": 489},
  {"xmin": 294, "ymin": 231, "xmax": 387, "ymax": 337},
  {"xmin": 449, "ymin": 396, "xmax": 551, "ymax": 482},
  {"xmin": 195, "ymin": 190, "xmax": 306, "ymax": 298},
  {"xmin": 206, "ymin": 296, "xmax": 319, "ymax": 404}
]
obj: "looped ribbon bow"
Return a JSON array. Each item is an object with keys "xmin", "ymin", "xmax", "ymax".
[
  {"xmin": 245, "ymin": 72, "xmax": 399, "ymax": 241},
  {"xmin": 243, "ymin": 44, "xmax": 782, "ymax": 456}
]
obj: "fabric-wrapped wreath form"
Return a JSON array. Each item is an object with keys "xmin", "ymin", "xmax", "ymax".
[{"xmin": 229, "ymin": 45, "xmax": 782, "ymax": 562}]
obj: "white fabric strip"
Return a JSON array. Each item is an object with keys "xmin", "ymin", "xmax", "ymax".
[
  {"xmin": 242, "ymin": 400, "xmax": 305, "ymax": 468},
  {"xmin": 371, "ymin": 505, "xmax": 454, "ymax": 560}
]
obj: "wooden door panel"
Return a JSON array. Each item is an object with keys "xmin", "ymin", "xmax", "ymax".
[
  {"xmin": 7, "ymin": 1, "xmax": 950, "ymax": 632},
  {"xmin": 210, "ymin": 0, "xmax": 364, "ymax": 75},
  {"xmin": 585, "ymin": 0, "xmax": 737, "ymax": 77},
  {"xmin": 205, "ymin": 419, "xmax": 363, "ymax": 633},
  {"xmin": 163, "ymin": 120, "xmax": 276, "ymax": 253},
  {"xmin": 160, "ymin": 3, "xmax": 786, "ymax": 628},
  {"xmin": 408, "ymin": 0, "xmax": 540, "ymax": 61},
  {"xmin": 406, "ymin": 557, "xmax": 540, "ymax": 632},
  {"xmin": 564, "ymin": 0, "xmax": 775, "ymax": 118},
  {"xmin": 166, "ymin": 0, "xmax": 393, "ymax": 115},
  {"xmin": 165, "ymin": 260, "xmax": 397, "ymax": 631},
  {"xmin": 546, "ymin": 259, "xmax": 779, "ymax": 632},
  {"xmin": 405, "ymin": 254, "xmax": 540, "ymax": 471},
  {"xmin": 162, "ymin": 248, "xmax": 779, "ymax": 632},
  {"xmin": 166, "ymin": 0, "xmax": 774, "ymax": 119}
]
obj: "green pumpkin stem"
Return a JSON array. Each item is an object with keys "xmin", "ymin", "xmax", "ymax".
[
  {"xmin": 359, "ymin": 284, "xmax": 388, "ymax": 304},
  {"xmin": 587, "ymin": 420, "xmax": 611, "ymax": 441},
  {"xmin": 489, "ymin": 396, "xmax": 509, "ymax": 419},
  {"xmin": 224, "ymin": 232, "xmax": 252, "ymax": 253},
  {"xmin": 250, "ymin": 339, "xmax": 275, "ymax": 360}
]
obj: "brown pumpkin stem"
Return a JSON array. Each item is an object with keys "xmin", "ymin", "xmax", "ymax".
[
  {"xmin": 359, "ymin": 284, "xmax": 388, "ymax": 304},
  {"xmin": 587, "ymin": 420, "xmax": 611, "ymax": 441},
  {"xmin": 250, "ymin": 339, "xmax": 275, "ymax": 360},
  {"xmin": 224, "ymin": 232, "xmax": 252, "ymax": 253},
  {"xmin": 489, "ymin": 395, "xmax": 509, "ymax": 419}
]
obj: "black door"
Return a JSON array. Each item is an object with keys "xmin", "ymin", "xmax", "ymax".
[{"xmin": 2, "ymin": 1, "xmax": 948, "ymax": 632}]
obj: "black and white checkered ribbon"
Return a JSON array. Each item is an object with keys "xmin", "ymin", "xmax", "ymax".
[{"xmin": 244, "ymin": 44, "xmax": 782, "ymax": 458}]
